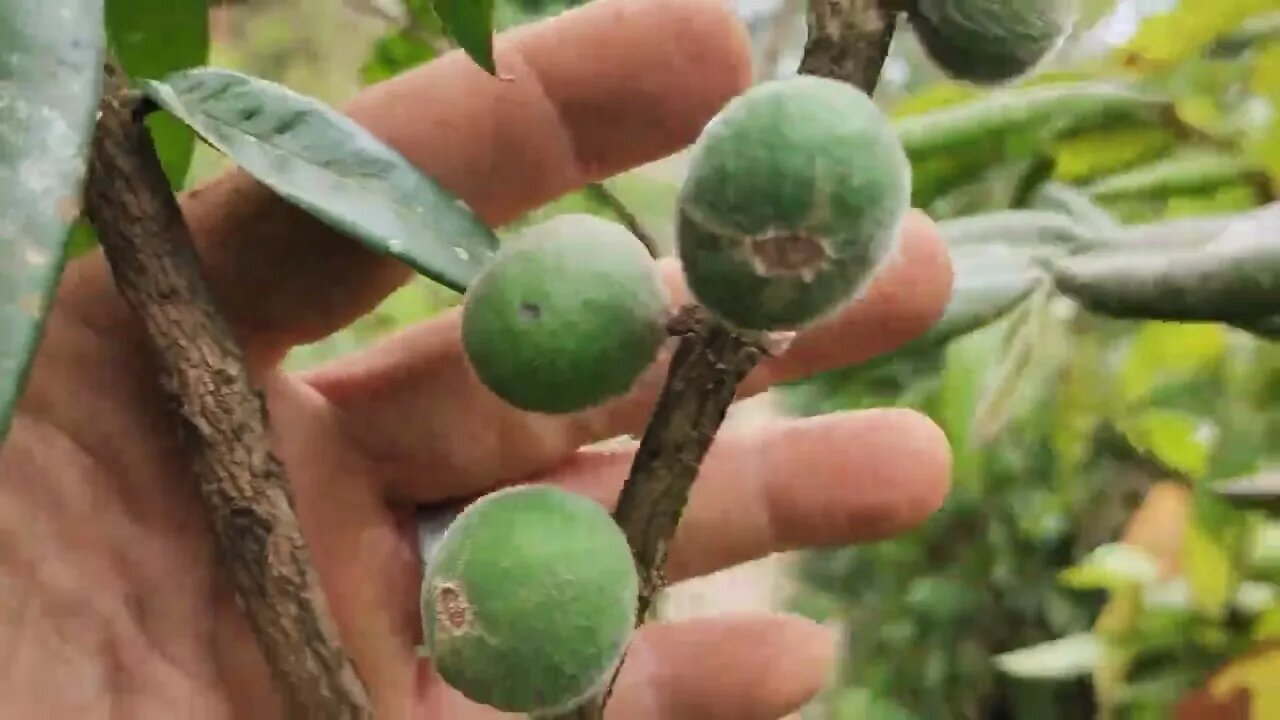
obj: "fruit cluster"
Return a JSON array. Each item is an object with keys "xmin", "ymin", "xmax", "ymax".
[{"xmin": 423, "ymin": 1, "xmax": 1078, "ymax": 711}]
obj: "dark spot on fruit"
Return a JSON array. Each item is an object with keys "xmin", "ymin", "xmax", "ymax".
[
  {"xmin": 518, "ymin": 302, "xmax": 542, "ymax": 321},
  {"xmin": 746, "ymin": 231, "xmax": 831, "ymax": 279},
  {"xmin": 435, "ymin": 582, "xmax": 472, "ymax": 633}
]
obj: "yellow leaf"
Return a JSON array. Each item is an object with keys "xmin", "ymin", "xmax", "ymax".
[
  {"xmin": 1118, "ymin": 0, "xmax": 1280, "ymax": 69},
  {"xmin": 1207, "ymin": 640, "xmax": 1280, "ymax": 719},
  {"xmin": 1249, "ymin": 43, "xmax": 1280, "ymax": 102},
  {"xmin": 1119, "ymin": 322, "xmax": 1228, "ymax": 408},
  {"xmin": 1121, "ymin": 410, "xmax": 1216, "ymax": 479},
  {"xmin": 1254, "ymin": 607, "xmax": 1280, "ymax": 640},
  {"xmin": 1184, "ymin": 521, "xmax": 1238, "ymax": 617},
  {"xmin": 1051, "ymin": 125, "xmax": 1176, "ymax": 182}
]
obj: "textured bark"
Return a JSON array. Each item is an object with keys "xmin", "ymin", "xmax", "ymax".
[
  {"xmin": 82, "ymin": 59, "xmax": 371, "ymax": 719},
  {"xmin": 799, "ymin": 0, "xmax": 900, "ymax": 92}
]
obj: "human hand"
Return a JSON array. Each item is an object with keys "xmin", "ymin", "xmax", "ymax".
[{"xmin": 1, "ymin": 0, "xmax": 953, "ymax": 718}]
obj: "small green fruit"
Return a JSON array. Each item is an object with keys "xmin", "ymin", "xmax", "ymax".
[
  {"xmin": 908, "ymin": 0, "xmax": 1076, "ymax": 85},
  {"xmin": 422, "ymin": 485, "xmax": 639, "ymax": 716},
  {"xmin": 676, "ymin": 76, "xmax": 911, "ymax": 332},
  {"xmin": 461, "ymin": 214, "xmax": 669, "ymax": 414}
]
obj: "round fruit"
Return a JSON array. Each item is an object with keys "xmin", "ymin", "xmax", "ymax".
[
  {"xmin": 422, "ymin": 485, "xmax": 639, "ymax": 716},
  {"xmin": 461, "ymin": 214, "xmax": 669, "ymax": 414},
  {"xmin": 908, "ymin": 0, "xmax": 1076, "ymax": 85},
  {"xmin": 676, "ymin": 76, "xmax": 912, "ymax": 332}
]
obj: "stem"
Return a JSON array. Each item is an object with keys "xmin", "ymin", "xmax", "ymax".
[
  {"xmin": 543, "ymin": 3, "xmax": 902, "ymax": 719},
  {"xmin": 584, "ymin": 182, "xmax": 661, "ymax": 258},
  {"xmin": 83, "ymin": 59, "xmax": 371, "ymax": 718},
  {"xmin": 798, "ymin": 0, "xmax": 901, "ymax": 92}
]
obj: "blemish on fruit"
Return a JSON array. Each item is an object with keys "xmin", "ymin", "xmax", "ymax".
[
  {"xmin": 745, "ymin": 231, "xmax": 831, "ymax": 282},
  {"xmin": 518, "ymin": 302, "xmax": 542, "ymax": 321},
  {"xmin": 435, "ymin": 582, "xmax": 472, "ymax": 633}
]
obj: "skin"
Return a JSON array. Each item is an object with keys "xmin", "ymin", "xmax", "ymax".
[{"xmin": 0, "ymin": 1, "xmax": 954, "ymax": 718}]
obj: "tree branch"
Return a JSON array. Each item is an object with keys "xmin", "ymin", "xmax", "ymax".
[
  {"xmin": 82, "ymin": 58, "xmax": 371, "ymax": 719},
  {"xmin": 798, "ymin": 0, "xmax": 901, "ymax": 92},
  {"xmin": 543, "ymin": 4, "xmax": 902, "ymax": 719}
]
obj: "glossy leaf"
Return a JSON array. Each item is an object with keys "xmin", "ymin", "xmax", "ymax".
[
  {"xmin": 0, "ymin": 0, "xmax": 104, "ymax": 443},
  {"xmin": 434, "ymin": 0, "xmax": 496, "ymax": 74},
  {"xmin": 106, "ymin": 0, "xmax": 209, "ymax": 189},
  {"xmin": 140, "ymin": 68, "xmax": 499, "ymax": 292}
]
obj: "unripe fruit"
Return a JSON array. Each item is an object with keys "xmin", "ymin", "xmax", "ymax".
[
  {"xmin": 908, "ymin": 0, "xmax": 1076, "ymax": 85},
  {"xmin": 461, "ymin": 214, "xmax": 669, "ymax": 414},
  {"xmin": 422, "ymin": 485, "xmax": 639, "ymax": 716},
  {"xmin": 676, "ymin": 76, "xmax": 911, "ymax": 331}
]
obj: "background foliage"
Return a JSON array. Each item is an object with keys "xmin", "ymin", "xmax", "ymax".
[{"xmin": 107, "ymin": 1, "xmax": 1280, "ymax": 717}]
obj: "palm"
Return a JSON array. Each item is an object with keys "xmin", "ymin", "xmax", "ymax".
[{"xmin": 0, "ymin": 1, "xmax": 955, "ymax": 718}]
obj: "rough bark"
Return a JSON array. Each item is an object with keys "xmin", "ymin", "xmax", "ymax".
[
  {"xmin": 799, "ymin": 0, "xmax": 901, "ymax": 92},
  {"xmin": 82, "ymin": 59, "xmax": 371, "ymax": 719}
]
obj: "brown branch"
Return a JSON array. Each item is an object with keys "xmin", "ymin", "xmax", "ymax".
[
  {"xmin": 798, "ymin": 0, "xmax": 901, "ymax": 92},
  {"xmin": 543, "ymin": 4, "xmax": 902, "ymax": 720},
  {"xmin": 82, "ymin": 59, "xmax": 371, "ymax": 718}
]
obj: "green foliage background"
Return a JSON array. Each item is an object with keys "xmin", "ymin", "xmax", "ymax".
[{"xmin": 151, "ymin": 1, "xmax": 1280, "ymax": 717}]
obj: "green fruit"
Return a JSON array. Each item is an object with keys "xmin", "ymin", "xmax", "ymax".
[
  {"xmin": 422, "ymin": 485, "xmax": 639, "ymax": 715},
  {"xmin": 908, "ymin": 0, "xmax": 1076, "ymax": 85},
  {"xmin": 461, "ymin": 214, "xmax": 669, "ymax": 414},
  {"xmin": 677, "ymin": 76, "xmax": 911, "ymax": 331}
]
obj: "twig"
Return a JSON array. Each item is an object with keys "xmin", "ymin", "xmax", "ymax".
[
  {"xmin": 798, "ymin": 0, "xmax": 900, "ymax": 91},
  {"xmin": 542, "ymin": 3, "xmax": 903, "ymax": 719},
  {"xmin": 82, "ymin": 58, "xmax": 371, "ymax": 719},
  {"xmin": 584, "ymin": 182, "xmax": 661, "ymax": 258}
]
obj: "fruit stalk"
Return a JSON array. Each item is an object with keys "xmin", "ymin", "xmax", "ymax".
[
  {"xmin": 543, "ymin": 5, "xmax": 903, "ymax": 719},
  {"xmin": 83, "ymin": 57, "xmax": 371, "ymax": 719}
]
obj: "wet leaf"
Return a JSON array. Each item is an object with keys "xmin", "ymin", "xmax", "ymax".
[
  {"xmin": 0, "ymin": 0, "xmax": 104, "ymax": 443},
  {"xmin": 140, "ymin": 68, "xmax": 499, "ymax": 293}
]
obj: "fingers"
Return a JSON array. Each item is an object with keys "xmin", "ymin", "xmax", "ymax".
[
  {"xmin": 603, "ymin": 614, "xmax": 837, "ymax": 720},
  {"xmin": 304, "ymin": 211, "xmax": 952, "ymax": 499},
  {"xmin": 543, "ymin": 409, "xmax": 952, "ymax": 582},
  {"xmin": 64, "ymin": 0, "xmax": 753, "ymax": 361}
]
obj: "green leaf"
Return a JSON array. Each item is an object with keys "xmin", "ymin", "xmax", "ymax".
[
  {"xmin": 1084, "ymin": 149, "xmax": 1264, "ymax": 200},
  {"xmin": 1119, "ymin": 409, "xmax": 1217, "ymax": 480},
  {"xmin": 894, "ymin": 82, "xmax": 1167, "ymax": 159},
  {"xmin": 1059, "ymin": 543, "xmax": 1163, "ymax": 591},
  {"xmin": 1119, "ymin": 322, "xmax": 1228, "ymax": 407},
  {"xmin": 993, "ymin": 633, "xmax": 1102, "ymax": 680},
  {"xmin": 1049, "ymin": 125, "xmax": 1177, "ymax": 183},
  {"xmin": 0, "ymin": 0, "xmax": 104, "ymax": 444},
  {"xmin": 106, "ymin": 0, "xmax": 208, "ymax": 190},
  {"xmin": 140, "ymin": 68, "xmax": 499, "ymax": 293},
  {"xmin": 434, "ymin": 0, "xmax": 496, "ymax": 74},
  {"xmin": 359, "ymin": 0, "xmax": 448, "ymax": 86},
  {"xmin": 1183, "ymin": 520, "xmax": 1238, "ymax": 617},
  {"xmin": 1118, "ymin": 0, "xmax": 1279, "ymax": 69}
]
